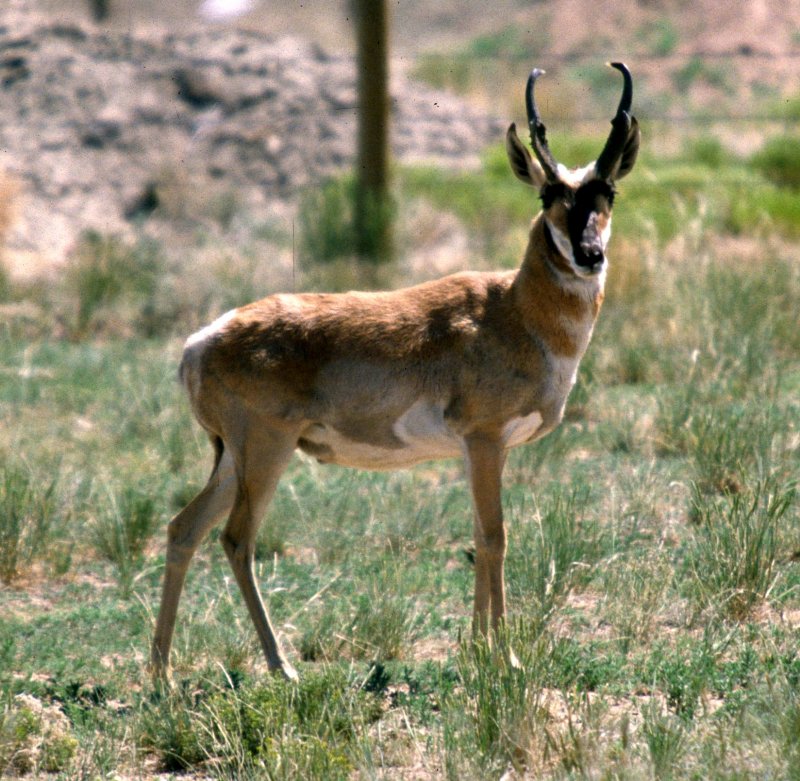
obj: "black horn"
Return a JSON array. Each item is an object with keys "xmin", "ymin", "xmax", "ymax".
[
  {"xmin": 525, "ymin": 68, "xmax": 561, "ymax": 182},
  {"xmin": 595, "ymin": 62, "xmax": 635, "ymax": 181}
]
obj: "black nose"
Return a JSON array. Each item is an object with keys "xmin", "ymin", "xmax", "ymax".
[{"xmin": 578, "ymin": 250, "xmax": 605, "ymax": 271}]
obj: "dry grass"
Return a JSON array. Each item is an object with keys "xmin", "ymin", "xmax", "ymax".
[{"xmin": 0, "ymin": 169, "xmax": 18, "ymax": 293}]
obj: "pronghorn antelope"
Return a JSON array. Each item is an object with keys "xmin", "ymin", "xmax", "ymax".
[{"xmin": 151, "ymin": 64, "xmax": 639, "ymax": 681}]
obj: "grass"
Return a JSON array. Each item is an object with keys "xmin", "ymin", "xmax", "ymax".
[
  {"xmin": 684, "ymin": 476, "xmax": 796, "ymax": 621},
  {"xmin": 62, "ymin": 230, "xmax": 167, "ymax": 339},
  {"xmin": 137, "ymin": 666, "xmax": 382, "ymax": 777},
  {"xmin": 0, "ymin": 460, "xmax": 60, "ymax": 584},
  {"xmin": 2, "ymin": 114, "xmax": 800, "ymax": 779}
]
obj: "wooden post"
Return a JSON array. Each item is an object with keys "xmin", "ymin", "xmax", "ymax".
[{"xmin": 353, "ymin": 0, "xmax": 392, "ymax": 264}]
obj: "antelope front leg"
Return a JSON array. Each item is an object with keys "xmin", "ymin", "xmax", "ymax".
[{"xmin": 465, "ymin": 434, "xmax": 507, "ymax": 637}]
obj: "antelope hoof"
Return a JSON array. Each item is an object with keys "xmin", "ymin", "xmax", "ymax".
[
  {"xmin": 147, "ymin": 664, "xmax": 175, "ymax": 696},
  {"xmin": 273, "ymin": 661, "xmax": 299, "ymax": 682},
  {"xmin": 148, "ymin": 655, "xmax": 171, "ymax": 683}
]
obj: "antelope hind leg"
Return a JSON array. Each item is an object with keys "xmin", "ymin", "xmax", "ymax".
[
  {"xmin": 220, "ymin": 429, "xmax": 299, "ymax": 681},
  {"xmin": 151, "ymin": 449, "xmax": 237, "ymax": 679}
]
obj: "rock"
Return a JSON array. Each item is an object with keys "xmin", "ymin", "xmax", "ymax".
[{"xmin": 172, "ymin": 66, "xmax": 225, "ymax": 108}]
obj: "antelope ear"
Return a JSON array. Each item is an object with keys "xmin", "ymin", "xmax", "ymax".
[
  {"xmin": 612, "ymin": 117, "xmax": 640, "ymax": 181},
  {"xmin": 506, "ymin": 123, "xmax": 548, "ymax": 188}
]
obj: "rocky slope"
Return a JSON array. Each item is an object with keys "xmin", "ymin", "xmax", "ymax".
[{"xmin": 0, "ymin": 8, "xmax": 503, "ymax": 268}]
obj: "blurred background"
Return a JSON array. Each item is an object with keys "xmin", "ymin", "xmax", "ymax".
[{"xmin": 2, "ymin": 0, "xmax": 800, "ymax": 333}]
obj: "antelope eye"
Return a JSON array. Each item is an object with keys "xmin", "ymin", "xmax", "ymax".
[{"xmin": 540, "ymin": 182, "xmax": 574, "ymax": 209}]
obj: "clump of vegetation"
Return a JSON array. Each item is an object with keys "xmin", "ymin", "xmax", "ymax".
[
  {"xmin": 684, "ymin": 135, "xmax": 731, "ymax": 169},
  {"xmin": 0, "ymin": 263, "xmax": 11, "ymax": 304},
  {"xmin": 0, "ymin": 169, "xmax": 17, "ymax": 247},
  {"xmin": 299, "ymin": 177, "xmax": 358, "ymax": 266},
  {"xmin": 0, "ymin": 460, "xmax": 59, "ymax": 584},
  {"xmin": 672, "ymin": 57, "xmax": 730, "ymax": 93},
  {"xmin": 298, "ymin": 563, "xmax": 422, "ymax": 663},
  {"xmin": 0, "ymin": 694, "xmax": 78, "ymax": 775},
  {"xmin": 63, "ymin": 230, "xmax": 167, "ymax": 338},
  {"xmin": 0, "ymin": 169, "xmax": 18, "ymax": 302},
  {"xmin": 412, "ymin": 24, "xmax": 544, "ymax": 95},
  {"xmin": 442, "ymin": 629, "xmax": 552, "ymax": 778},
  {"xmin": 90, "ymin": 481, "xmax": 163, "ymax": 595},
  {"xmin": 505, "ymin": 486, "xmax": 607, "ymax": 619},
  {"xmin": 298, "ymin": 176, "xmax": 395, "ymax": 274},
  {"xmin": 685, "ymin": 476, "xmax": 795, "ymax": 620},
  {"xmin": 642, "ymin": 18, "xmax": 680, "ymax": 57},
  {"xmin": 138, "ymin": 668, "xmax": 381, "ymax": 777},
  {"xmin": 641, "ymin": 700, "xmax": 689, "ymax": 775},
  {"xmin": 751, "ymin": 134, "xmax": 800, "ymax": 189}
]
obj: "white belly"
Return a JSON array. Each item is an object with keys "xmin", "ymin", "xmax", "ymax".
[
  {"xmin": 300, "ymin": 399, "xmax": 463, "ymax": 470},
  {"xmin": 392, "ymin": 398, "xmax": 463, "ymax": 458},
  {"xmin": 299, "ymin": 401, "xmax": 544, "ymax": 470}
]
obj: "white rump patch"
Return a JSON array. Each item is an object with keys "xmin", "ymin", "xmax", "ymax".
[{"xmin": 185, "ymin": 308, "xmax": 238, "ymax": 349}]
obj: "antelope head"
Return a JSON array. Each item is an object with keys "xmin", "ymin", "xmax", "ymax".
[{"xmin": 506, "ymin": 62, "xmax": 640, "ymax": 277}]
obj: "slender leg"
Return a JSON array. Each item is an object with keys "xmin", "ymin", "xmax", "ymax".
[
  {"xmin": 151, "ymin": 450, "xmax": 236, "ymax": 677},
  {"xmin": 464, "ymin": 434, "xmax": 507, "ymax": 637},
  {"xmin": 221, "ymin": 430, "xmax": 298, "ymax": 680}
]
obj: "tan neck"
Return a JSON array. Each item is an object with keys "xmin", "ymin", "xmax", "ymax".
[{"xmin": 512, "ymin": 214, "xmax": 605, "ymax": 358}]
